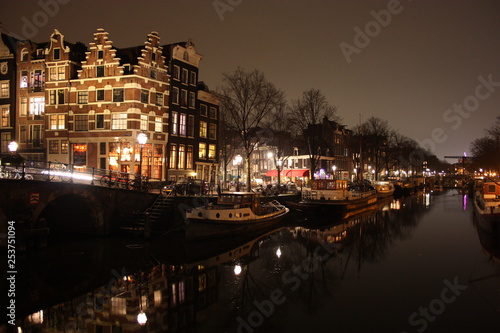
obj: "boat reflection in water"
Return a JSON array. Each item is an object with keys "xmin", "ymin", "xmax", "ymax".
[{"xmin": 15, "ymin": 194, "xmax": 432, "ymax": 333}]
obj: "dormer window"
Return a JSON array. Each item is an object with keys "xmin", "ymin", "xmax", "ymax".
[
  {"xmin": 53, "ymin": 48, "xmax": 60, "ymax": 60},
  {"xmin": 183, "ymin": 51, "xmax": 189, "ymax": 61},
  {"xmin": 21, "ymin": 49, "xmax": 29, "ymax": 62}
]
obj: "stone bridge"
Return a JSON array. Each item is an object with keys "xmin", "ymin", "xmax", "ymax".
[{"xmin": 0, "ymin": 179, "xmax": 157, "ymax": 235}]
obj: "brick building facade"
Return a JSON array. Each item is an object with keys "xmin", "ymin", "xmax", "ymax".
[{"xmin": 5, "ymin": 28, "xmax": 219, "ymax": 181}]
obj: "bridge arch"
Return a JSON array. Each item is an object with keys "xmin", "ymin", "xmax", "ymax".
[{"xmin": 33, "ymin": 185, "xmax": 106, "ymax": 234}]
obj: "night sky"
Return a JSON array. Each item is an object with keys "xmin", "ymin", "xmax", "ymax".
[{"xmin": 1, "ymin": 0, "xmax": 499, "ymax": 160}]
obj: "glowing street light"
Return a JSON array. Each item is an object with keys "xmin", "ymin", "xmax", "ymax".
[
  {"xmin": 137, "ymin": 132, "xmax": 148, "ymax": 177},
  {"xmin": 8, "ymin": 141, "xmax": 18, "ymax": 153},
  {"xmin": 137, "ymin": 311, "xmax": 147, "ymax": 325}
]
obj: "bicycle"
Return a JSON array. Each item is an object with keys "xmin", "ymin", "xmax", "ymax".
[
  {"xmin": 99, "ymin": 171, "xmax": 128, "ymax": 189},
  {"xmin": 128, "ymin": 175, "xmax": 151, "ymax": 193},
  {"xmin": 49, "ymin": 163, "xmax": 72, "ymax": 182}
]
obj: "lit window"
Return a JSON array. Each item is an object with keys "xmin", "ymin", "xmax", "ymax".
[
  {"xmin": 178, "ymin": 145, "xmax": 185, "ymax": 169},
  {"xmin": 199, "ymin": 121, "xmax": 207, "ymax": 138},
  {"xmin": 140, "ymin": 114, "xmax": 148, "ymax": 131},
  {"xmin": 49, "ymin": 114, "xmax": 65, "ymax": 130},
  {"xmin": 20, "ymin": 71, "xmax": 28, "ymax": 88},
  {"xmin": 20, "ymin": 98, "xmax": 27, "ymax": 116},
  {"xmin": 1, "ymin": 106, "xmax": 9, "ymax": 127},
  {"xmin": 77, "ymin": 91, "xmax": 88, "ymax": 104},
  {"xmin": 49, "ymin": 140, "xmax": 59, "ymax": 154},
  {"xmin": 0, "ymin": 82, "xmax": 8, "ymax": 98},
  {"xmin": 156, "ymin": 93, "xmax": 163, "ymax": 106},
  {"xmin": 171, "ymin": 112, "xmax": 178, "ymax": 135},
  {"xmin": 186, "ymin": 146, "xmax": 193, "ymax": 169},
  {"xmin": 29, "ymin": 97, "xmax": 45, "ymax": 116},
  {"xmin": 111, "ymin": 113, "xmax": 127, "ymax": 130},
  {"xmin": 208, "ymin": 144, "xmax": 216, "ymax": 159},
  {"xmin": 169, "ymin": 144, "xmax": 177, "ymax": 169},
  {"xmin": 179, "ymin": 113, "xmax": 186, "ymax": 136},
  {"xmin": 155, "ymin": 117, "xmax": 162, "ymax": 132},
  {"xmin": 199, "ymin": 143, "xmax": 206, "ymax": 159}
]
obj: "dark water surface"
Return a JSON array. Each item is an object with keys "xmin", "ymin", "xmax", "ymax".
[{"xmin": 4, "ymin": 190, "xmax": 500, "ymax": 332}]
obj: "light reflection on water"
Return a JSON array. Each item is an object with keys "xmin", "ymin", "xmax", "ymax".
[{"xmin": 8, "ymin": 190, "xmax": 500, "ymax": 332}]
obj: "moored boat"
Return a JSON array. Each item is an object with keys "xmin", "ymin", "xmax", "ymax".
[
  {"xmin": 286, "ymin": 179, "xmax": 377, "ymax": 212},
  {"xmin": 184, "ymin": 191, "xmax": 289, "ymax": 240},
  {"xmin": 373, "ymin": 180, "xmax": 395, "ymax": 198},
  {"xmin": 473, "ymin": 181, "xmax": 500, "ymax": 235}
]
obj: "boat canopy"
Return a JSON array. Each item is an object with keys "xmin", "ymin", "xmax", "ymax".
[
  {"xmin": 218, "ymin": 192, "xmax": 258, "ymax": 206},
  {"xmin": 483, "ymin": 182, "xmax": 500, "ymax": 198},
  {"xmin": 311, "ymin": 179, "xmax": 348, "ymax": 190}
]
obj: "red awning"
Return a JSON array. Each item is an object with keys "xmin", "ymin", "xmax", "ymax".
[{"xmin": 265, "ymin": 169, "xmax": 309, "ymax": 177}]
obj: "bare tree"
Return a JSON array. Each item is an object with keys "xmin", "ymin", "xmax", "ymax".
[
  {"xmin": 471, "ymin": 115, "xmax": 500, "ymax": 173},
  {"xmin": 289, "ymin": 89, "xmax": 339, "ymax": 180},
  {"xmin": 218, "ymin": 67, "xmax": 285, "ymax": 190},
  {"xmin": 357, "ymin": 117, "xmax": 391, "ymax": 180}
]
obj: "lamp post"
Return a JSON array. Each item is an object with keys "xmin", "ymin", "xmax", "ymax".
[
  {"xmin": 8, "ymin": 141, "xmax": 24, "ymax": 180},
  {"xmin": 137, "ymin": 133, "xmax": 148, "ymax": 179},
  {"xmin": 332, "ymin": 165, "xmax": 337, "ymax": 179},
  {"xmin": 233, "ymin": 154, "xmax": 242, "ymax": 191}
]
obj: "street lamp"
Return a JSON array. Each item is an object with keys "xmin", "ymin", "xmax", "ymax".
[
  {"xmin": 332, "ymin": 165, "xmax": 337, "ymax": 179},
  {"xmin": 233, "ymin": 154, "xmax": 242, "ymax": 191},
  {"xmin": 137, "ymin": 132, "xmax": 148, "ymax": 178},
  {"xmin": 8, "ymin": 141, "xmax": 18, "ymax": 154}
]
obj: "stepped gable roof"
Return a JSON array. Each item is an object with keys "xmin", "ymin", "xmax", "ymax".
[{"xmin": 115, "ymin": 45, "xmax": 143, "ymax": 66}]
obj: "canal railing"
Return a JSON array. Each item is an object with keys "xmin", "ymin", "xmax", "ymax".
[{"xmin": 0, "ymin": 160, "xmax": 163, "ymax": 193}]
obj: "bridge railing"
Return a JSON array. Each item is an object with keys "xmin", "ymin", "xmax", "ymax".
[{"xmin": 0, "ymin": 160, "xmax": 162, "ymax": 192}]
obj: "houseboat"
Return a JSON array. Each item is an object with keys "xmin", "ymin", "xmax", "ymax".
[
  {"xmin": 473, "ymin": 181, "xmax": 500, "ymax": 235},
  {"xmin": 287, "ymin": 179, "xmax": 377, "ymax": 212},
  {"xmin": 184, "ymin": 192, "xmax": 289, "ymax": 239}
]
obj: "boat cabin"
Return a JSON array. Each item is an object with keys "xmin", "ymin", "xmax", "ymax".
[
  {"xmin": 483, "ymin": 182, "xmax": 500, "ymax": 199},
  {"xmin": 311, "ymin": 179, "xmax": 348, "ymax": 190},
  {"xmin": 217, "ymin": 192, "xmax": 260, "ymax": 211}
]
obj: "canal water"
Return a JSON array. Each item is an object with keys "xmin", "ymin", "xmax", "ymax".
[{"xmin": 4, "ymin": 189, "xmax": 500, "ymax": 332}]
